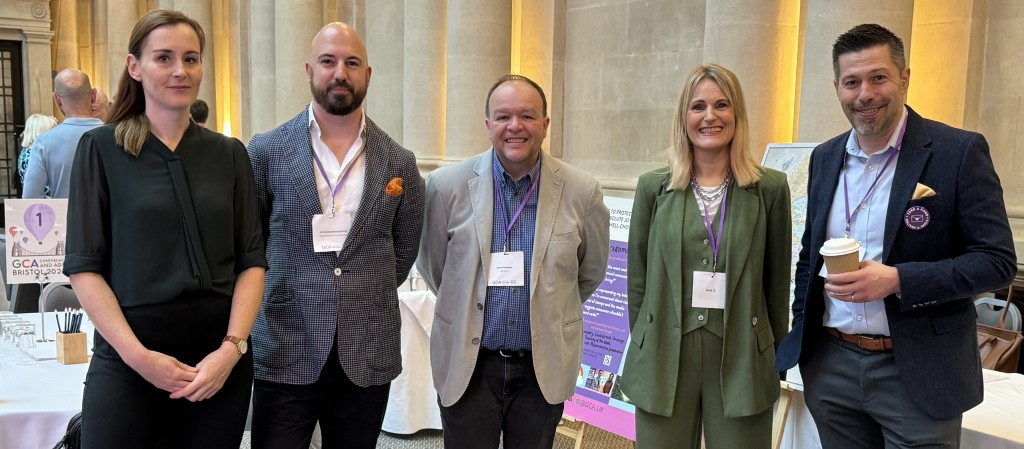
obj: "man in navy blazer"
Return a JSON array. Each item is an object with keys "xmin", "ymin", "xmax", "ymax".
[
  {"xmin": 246, "ymin": 23, "xmax": 424, "ymax": 449},
  {"xmin": 775, "ymin": 24, "xmax": 1016, "ymax": 448}
]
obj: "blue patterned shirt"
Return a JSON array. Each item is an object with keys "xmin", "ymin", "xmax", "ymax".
[{"xmin": 482, "ymin": 150, "xmax": 540, "ymax": 351}]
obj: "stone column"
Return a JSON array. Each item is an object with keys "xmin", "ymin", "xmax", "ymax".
[
  {"xmin": 75, "ymin": 0, "xmax": 96, "ymax": 91},
  {"xmin": 51, "ymin": 0, "xmax": 79, "ymax": 73},
  {"xmin": 105, "ymin": 1, "xmax": 138, "ymax": 98},
  {"xmin": 796, "ymin": 0, "xmax": 914, "ymax": 143},
  {"xmin": 704, "ymin": 0, "xmax": 801, "ymax": 159},
  {"xmin": 977, "ymin": 0, "xmax": 1024, "ymax": 240},
  {"xmin": 402, "ymin": 0, "xmax": 445, "ymax": 164},
  {"xmin": 249, "ymin": 0, "xmax": 276, "ymax": 135},
  {"xmin": 364, "ymin": 0, "xmax": 403, "ymax": 141},
  {"xmin": 563, "ymin": 0, "xmax": 704, "ymax": 192},
  {"xmin": 274, "ymin": 0, "xmax": 321, "ymax": 124},
  {"xmin": 230, "ymin": 0, "xmax": 249, "ymax": 140},
  {"xmin": 516, "ymin": 0, "xmax": 565, "ymax": 159},
  {"xmin": 90, "ymin": 0, "xmax": 109, "ymax": 93},
  {"xmin": 174, "ymin": 0, "xmax": 217, "ymax": 129},
  {"xmin": 444, "ymin": 0, "xmax": 512, "ymax": 160},
  {"xmin": 24, "ymin": 30, "xmax": 56, "ymax": 115},
  {"xmin": 907, "ymin": 1, "xmax": 980, "ymax": 130}
]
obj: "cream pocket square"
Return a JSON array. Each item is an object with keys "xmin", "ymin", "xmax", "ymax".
[{"xmin": 912, "ymin": 183, "xmax": 937, "ymax": 200}]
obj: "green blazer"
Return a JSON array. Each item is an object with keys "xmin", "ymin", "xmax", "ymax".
[{"xmin": 622, "ymin": 168, "xmax": 791, "ymax": 417}]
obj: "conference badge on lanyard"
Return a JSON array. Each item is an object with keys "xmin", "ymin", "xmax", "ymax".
[
  {"xmin": 691, "ymin": 185, "xmax": 728, "ymax": 310},
  {"xmin": 486, "ymin": 165, "xmax": 539, "ymax": 287}
]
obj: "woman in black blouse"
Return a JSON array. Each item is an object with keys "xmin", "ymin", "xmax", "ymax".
[{"xmin": 64, "ymin": 10, "xmax": 266, "ymax": 449}]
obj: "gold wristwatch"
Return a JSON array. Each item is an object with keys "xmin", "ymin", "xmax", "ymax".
[{"xmin": 223, "ymin": 336, "xmax": 248, "ymax": 355}]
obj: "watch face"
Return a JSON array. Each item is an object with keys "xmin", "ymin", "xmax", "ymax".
[{"xmin": 239, "ymin": 339, "xmax": 248, "ymax": 355}]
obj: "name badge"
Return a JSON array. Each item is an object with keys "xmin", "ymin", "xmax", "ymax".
[
  {"xmin": 311, "ymin": 213, "xmax": 351, "ymax": 252},
  {"xmin": 691, "ymin": 271, "xmax": 726, "ymax": 309},
  {"xmin": 488, "ymin": 251, "xmax": 525, "ymax": 286}
]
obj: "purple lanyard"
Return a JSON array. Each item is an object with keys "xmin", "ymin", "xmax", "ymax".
[
  {"xmin": 312, "ymin": 150, "xmax": 359, "ymax": 217},
  {"xmin": 493, "ymin": 167, "xmax": 540, "ymax": 253},
  {"xmin": 841, "ymin": 120, "xmax": 907, "ymax": 236},
  {"xmin": 697, "ymin": 186, "xmax": 729, "ymax": 275}
]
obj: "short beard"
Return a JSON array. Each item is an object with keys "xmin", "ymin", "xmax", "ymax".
[{"xmin": 311, "ymin": 79, "xmax": 366, "ymax": 116}]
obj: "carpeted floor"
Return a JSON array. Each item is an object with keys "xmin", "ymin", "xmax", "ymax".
[{"xmin": 238, "ymin": 420, "xmax": 637, "ymax": 448}]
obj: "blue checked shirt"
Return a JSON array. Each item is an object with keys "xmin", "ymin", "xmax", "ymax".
[{"xmin": 482, "ymin": 150, "xmax": 540, "ymax": 351}]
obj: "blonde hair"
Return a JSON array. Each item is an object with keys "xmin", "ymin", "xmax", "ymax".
[
  {"xmin": 666, "ymin": 64, "xmax": 762, "ymax": 190},
  {"xmin": 20, "ymin": 114, "xmax": 58, "ymax": 148},
  {"xmin": 109, "ymin": 10, "xmax": 205, "ymax": 156}
]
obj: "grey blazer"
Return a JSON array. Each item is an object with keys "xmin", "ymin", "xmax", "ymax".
[
  {"xmin": 418, "ymin": 150, "xmax": 610, "ymax": 406},
  {"xmin": 776, "ymin": 107, "xmax": 1017, "ymax": 419},
  {"xmin": 247, "ymin": 109, "xmax": 424, "ymax": 387}
]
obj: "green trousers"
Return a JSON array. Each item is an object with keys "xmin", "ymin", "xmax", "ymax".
[{"xmin": 634, "ymin": 328, "xmax": 771, "ymax": 449}]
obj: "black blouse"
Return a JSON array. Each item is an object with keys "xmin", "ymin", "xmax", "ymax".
[{"xmin": 64, "ymin": 123, "xmax": 267, "ymax": 307}]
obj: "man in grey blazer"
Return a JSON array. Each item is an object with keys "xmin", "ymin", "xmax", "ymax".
[
  {"xmin": 247, "ymin": 23, "xmax": 423, "ymax": 449},
  {"xmin": 418, "ymin": 74, "xmax": 610, "ymax": 449},
  {"xmin": 775, "ymin": 24, "xmax": 1016, "ymax": 448}
]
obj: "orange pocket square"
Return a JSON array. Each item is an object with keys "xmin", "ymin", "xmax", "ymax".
[{"xmin": 385, "ymin": 178, "xmax": 404, "ymax": 197}]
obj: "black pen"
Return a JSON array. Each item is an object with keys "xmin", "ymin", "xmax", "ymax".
[{"xmin": 56, "ymin": 313, "xmax": 63, "ymax": 334}]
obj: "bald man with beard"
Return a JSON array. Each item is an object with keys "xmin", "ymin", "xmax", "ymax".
[{"xmin": 246, "ymin": 23, "xmax": 424, "ymax": 449}]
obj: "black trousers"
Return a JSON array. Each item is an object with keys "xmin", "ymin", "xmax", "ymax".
[
  {"xmin": 250, "ymin": 344, "xmax": 391, "ymax": 449},
  {"xmin": 81, "ymin": 295, "xmax": 253, "ymax": 449},
  {"xmin": 439, "ymin": 348, "xmax": 564, "ymax": 449}
]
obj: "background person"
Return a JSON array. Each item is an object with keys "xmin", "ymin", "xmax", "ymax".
[
  {"xmin": 91, "ymin": 88, "xmax": 109, "ymax": 121},
  {"xmin": 22, "ymin": 69, "xmax": 104, "ymax": 199},
  {"xmin": 623, "ymin": 64, "xmax": 791, "ymax": 449},
  {"xmin": 16, "ymin": 113, "xmax": 57, "ymax": 194},
  {"xmin": 190, "ymin": 99, "xmax": 209, "ymax": 127},
  {"xmin": 64, "ymin": 10, "xmax": 266, "ymax": 449}
]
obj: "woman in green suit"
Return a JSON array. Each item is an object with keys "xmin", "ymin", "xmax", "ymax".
[{"xmin": 623, "ymin": 64, "xmax": 791, "ymax": 448}]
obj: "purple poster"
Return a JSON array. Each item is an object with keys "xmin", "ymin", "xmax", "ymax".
[{"xmin": 563, "ymin": 196, "xmax": 635, "ymax": 440}]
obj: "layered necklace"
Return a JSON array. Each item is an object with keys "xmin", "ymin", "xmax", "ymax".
[{"xmin": 691, "ymin": 169, "xmax": 732, "ymax": 203}]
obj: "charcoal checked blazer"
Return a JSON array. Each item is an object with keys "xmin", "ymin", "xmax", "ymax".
[
  {"xmin": 247, "ymin": 109, "xmax": 424, "ymax": 386},
  {"xmin": 418, "ymin": 150, "xmax": 611, "ymax": 407},
  {"xmin": 775, "ymin": 107, "xmax": 1017, "ymax": 419}
]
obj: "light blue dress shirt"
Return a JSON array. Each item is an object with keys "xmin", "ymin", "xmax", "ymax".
[
  {"xmin": 22, "ymin": 117, "xmax": 104, "ymax": 199},
  {"xmin": 822, "ymin": 107, "xmax": 908, "ymax": 336}
]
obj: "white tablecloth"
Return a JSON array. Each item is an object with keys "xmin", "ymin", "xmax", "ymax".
[
  {"xmin": 0, "ymin": 313, "xmax": 91, "ymax": 449},
  {"xmin": 381, "ymin": 290, "xmax": 442, "ymax": 434},
  {"xmin": 779, "ymin": 367, "xmax": 1024, "ymax": 449}
]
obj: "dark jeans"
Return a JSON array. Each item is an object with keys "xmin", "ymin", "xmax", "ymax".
[
  {"xmin": 251, "ymin": 345, "xmax": 391, "ymax": 449},
  {"xmin": 439, "ymin": 348, "xmax": 564, "ymax": 449},
  {"xmin": 81, "ymin": 295, "xmax": 252, "ymax": 449},
  {"xmin": 802, "ymin": 332, "xmax": 962, "ymax": 449}
]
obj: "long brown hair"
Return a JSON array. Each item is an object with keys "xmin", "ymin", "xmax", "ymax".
[
  {"xmin": 666, "ymin": 64, "xmax": 761, "ymax": 190},
  {"xmin": 108, "ymin": 9, "xmax": 205, "ymax": 156}
]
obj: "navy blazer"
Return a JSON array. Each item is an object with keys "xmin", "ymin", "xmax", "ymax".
[
  {"xmin": 775, "ymin": 107, "xmax": 1017, "ymax": 419},
  {"xmin": 247, "ymin": 109, "xmax": 424, "ymax": 387}
]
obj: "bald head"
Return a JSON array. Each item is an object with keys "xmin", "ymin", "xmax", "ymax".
[
  {"xmin": 53, "ymin": 69, "xmax": 95, "ymax": 118},
  {"xmin": 308, "ymin": 22, "xmax": 368, "ymax": 64}
]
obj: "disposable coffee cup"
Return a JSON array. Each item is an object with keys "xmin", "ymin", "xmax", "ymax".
[{"xmin": 819, "ymin": 238, "xmax": 861, "ymax": 274}]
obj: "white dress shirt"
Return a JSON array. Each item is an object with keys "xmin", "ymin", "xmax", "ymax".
[{"xmin": 307, "ymin": 103, "xmax": 366, "ymax": 239}]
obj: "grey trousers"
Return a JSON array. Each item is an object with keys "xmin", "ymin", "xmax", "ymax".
[{"xmin": 801, "ymin": 332, "xmax": 962, "ymax": 449}]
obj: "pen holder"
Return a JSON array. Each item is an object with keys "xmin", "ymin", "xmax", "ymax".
[{"xmin": 56, "ymin": 332, "xmax": 88, "ymax": 365}]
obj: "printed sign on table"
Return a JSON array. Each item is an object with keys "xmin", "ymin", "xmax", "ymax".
[
  {"xmin": 4, "ymin": 199, "xmax": 70, "ymax": 284},
  {"xmin": 563, "ymin": 195, "xmax": 636, "ymax": 440}
]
